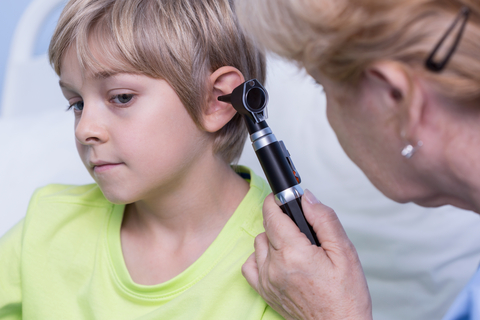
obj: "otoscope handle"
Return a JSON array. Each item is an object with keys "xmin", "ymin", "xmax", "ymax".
[
  {"xmin": 255, "ymin": 140, "xmax": 298, "ymax": 194},
  {"xmin": 250, "ymin": 120, "xmax": 320, "ymax": 246},
  {"xmin": 280, "ymin": 198, "xmax": 320, "ymax": 246}
]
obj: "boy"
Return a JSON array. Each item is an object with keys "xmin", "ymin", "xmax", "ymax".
[{"xmin": 0, "ymin": 0, "xmax": 283, "ymax": 319}]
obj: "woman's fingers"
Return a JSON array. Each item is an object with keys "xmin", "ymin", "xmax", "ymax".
[
  {"xmin": 242, "ymin": 232, "xmax": 268, "ymax": 292},
  {"xmin": 254, "ymin": 232, "xmax": 269, "ymax": 267},
  {"xmin": 243, "ymin": 190, "xmax": 372, "ymax": 320},
  {"xmin": 241, "ymin": 252, "xmax": 259, "ymax": 291},
  {"xmin": 262, "ymin": 190, "xmax": 351, "ymax": 253},
  {"xmin": 301, "ymin": 189, "xmax": 353, "ymax": 251},
  {"xmin": 261, "ymin": 193, "xmax": 314, "ymax": 250}
]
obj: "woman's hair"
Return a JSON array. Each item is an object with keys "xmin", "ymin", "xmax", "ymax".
[
  {"xmin": 49, "ymin": 0, "xmax": 266, "ymax": 164},
  {"xmin": 236, "ymin": 0, "xmax": 480, "ymax": 103}
]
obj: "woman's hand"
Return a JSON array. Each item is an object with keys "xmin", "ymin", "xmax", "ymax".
[{"xmin": 242, "ymin": 190, "xmax": 372, "ymax": 320}]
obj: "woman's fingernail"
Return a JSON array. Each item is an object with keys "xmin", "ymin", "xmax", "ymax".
[{"xmin": 304, "ymin": 189, "xmax": 321, "ymax": 204}]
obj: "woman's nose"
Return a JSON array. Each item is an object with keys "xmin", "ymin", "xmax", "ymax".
[{"xmin": 75, "ymin": 104, "xmax": 109, "ymax": 145}]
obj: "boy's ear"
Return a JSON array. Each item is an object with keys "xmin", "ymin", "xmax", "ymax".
[
  {"xmin": 202, "ymin": 66, "xmax": 245, "ymax": 133},
  {"xmin": 364, "ymin": 61, "xmax": 425, "ymax": 142}
]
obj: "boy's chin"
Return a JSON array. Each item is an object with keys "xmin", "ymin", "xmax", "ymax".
[{"xmin": 98, "ymin": 186, "xmax": 136, "ymax": 205}]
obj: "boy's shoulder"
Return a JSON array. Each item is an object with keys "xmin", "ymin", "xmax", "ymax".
[
  {"xmin": 31, "ymin": 183, "xmax": 109, "ymax": 207},
  {"xmin": 233, "ymin": 166, "xmax": 271, "ymax": 237},
  {"xmin": 16, "ymin": 184, "xmax": 117, "ymax": 304},
  {"xmin": 23, "ymin": 183, "xmax": 114, "ymax": 240},
  {"xmin": 235, "ymin": 165, "xmax": 270, "ymax": 190}
]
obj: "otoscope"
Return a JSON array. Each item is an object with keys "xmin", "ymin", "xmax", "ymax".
[{"xmin": 218, "ymin": 79, "xmax": 320, "ymax": 246}]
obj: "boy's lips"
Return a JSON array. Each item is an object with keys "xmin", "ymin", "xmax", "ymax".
[{"xmin": 90, "ymin": 160, "xmax": 124, "ymax": 173}]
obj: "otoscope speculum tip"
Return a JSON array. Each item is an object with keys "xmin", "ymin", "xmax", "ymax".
[{"xmin": 217, "ymin": 94, "xmax": 232, "ymax": 103}]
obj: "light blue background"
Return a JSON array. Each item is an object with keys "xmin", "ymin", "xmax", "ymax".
[{"xmin": 0, "ymin": 0, "xmax": 63, "ymax": 112}]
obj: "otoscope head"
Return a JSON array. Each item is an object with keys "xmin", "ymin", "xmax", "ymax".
[
  {"xmin": 217, "ymin": 79, "xmax": 268, "ymax": 125},
  {"xmin": 244, "ymin": 85, "xmax": 266, "ymax": 111}
]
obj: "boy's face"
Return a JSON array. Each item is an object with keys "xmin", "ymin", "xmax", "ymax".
[{"xmin": 59, "ymin": 47, "xmax": 210, "ymax": 203}]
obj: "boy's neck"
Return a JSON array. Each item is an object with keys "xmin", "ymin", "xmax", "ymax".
[
  {"xmin": 122, "ymin": 156, "xmax": 248, "ymax": 235},
  {"xmin": 119, "ymin": 154, "xmax": 250, "ymax": 285}
]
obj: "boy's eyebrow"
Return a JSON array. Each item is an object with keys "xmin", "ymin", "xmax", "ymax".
[
  {"xmin": 59, "ymin": 80, "xmax": 72, "ymax": 89},
  {"xmin": 58, "ymin": 71, "xmax": 119, "ymax": 89},
  {"xmin": 92, "ymin": 71, "xmax": 118, "ymax": 79}
]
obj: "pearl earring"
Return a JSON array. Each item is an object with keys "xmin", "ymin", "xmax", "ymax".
[{"xmin": 401, "ymin": 141, "xmax": 423, "ymax": 159}]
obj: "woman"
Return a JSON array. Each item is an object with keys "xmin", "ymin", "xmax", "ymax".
[{"xmin": 236, "ymin": 0, "xmax": 480, "ymax": 319}]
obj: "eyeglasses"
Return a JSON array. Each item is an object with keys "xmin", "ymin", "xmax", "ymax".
[{"xmin": 425, "ymin": 6, "xmax": 470, "ymax": 72}]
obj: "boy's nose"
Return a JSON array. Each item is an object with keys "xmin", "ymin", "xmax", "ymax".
[{"xmin": 75, "ymin": 104, "xmax": 109, "ymax": 145}]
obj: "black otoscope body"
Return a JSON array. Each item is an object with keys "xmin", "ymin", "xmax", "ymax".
[{"xmin": 219, "ymin": 79, "xmax": 320, "ymax": 246}]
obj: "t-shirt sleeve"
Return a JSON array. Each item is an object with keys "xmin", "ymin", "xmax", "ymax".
[{"xmin": 0, "ymin": 219, "xmax": 23, "ymax": 320}]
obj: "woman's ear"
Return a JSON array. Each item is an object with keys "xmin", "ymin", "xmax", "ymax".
[
  {"xmin": 202, "ymin": 66, "xmax": 245, "ymax": 133},
  {"xmin": 364, "ymin": 61, "xmax": 425, "ymax": 142}
]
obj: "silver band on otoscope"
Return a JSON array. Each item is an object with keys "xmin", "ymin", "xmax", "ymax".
[
  {"xmin": 253, "ymin": 134, "xmax": 277, "ymax": 151},
  {"xmin": 250, "ymin": 127, "xmax": 272, "ymax": 142},
  {"xmin": 274, "ymin": 185, "xmax": 304, "ymax": 206}
]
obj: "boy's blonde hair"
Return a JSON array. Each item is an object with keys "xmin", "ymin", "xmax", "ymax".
[
  {"xmin": 49, "ymin": 0, "xmax": 266, "ymax": 163},
  {"xmin": 236, "ymin": 0, "xmax": 480, "ymax": 103}
]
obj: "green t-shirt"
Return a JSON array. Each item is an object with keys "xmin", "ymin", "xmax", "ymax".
[{"xmin": 0, "ymin": 167, "xmax": 283, "ymax": 319}]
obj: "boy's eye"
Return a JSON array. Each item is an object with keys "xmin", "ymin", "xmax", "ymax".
[
  {"xmin": 111, "ymin": 94, "xmax": 134, "ymax": 104},
  {"xmin": 67, "ymin": 101, "xmax": 84, "ymax": 111}
]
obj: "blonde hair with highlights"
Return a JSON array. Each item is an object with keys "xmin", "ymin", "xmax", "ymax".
[
  {"xmin": 236, "ymin": 0, "xmax": 480, "ymax": 103},
  {"xmin": 49, "ymin": 0, "xmax": 266, "ymax": 163}
]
